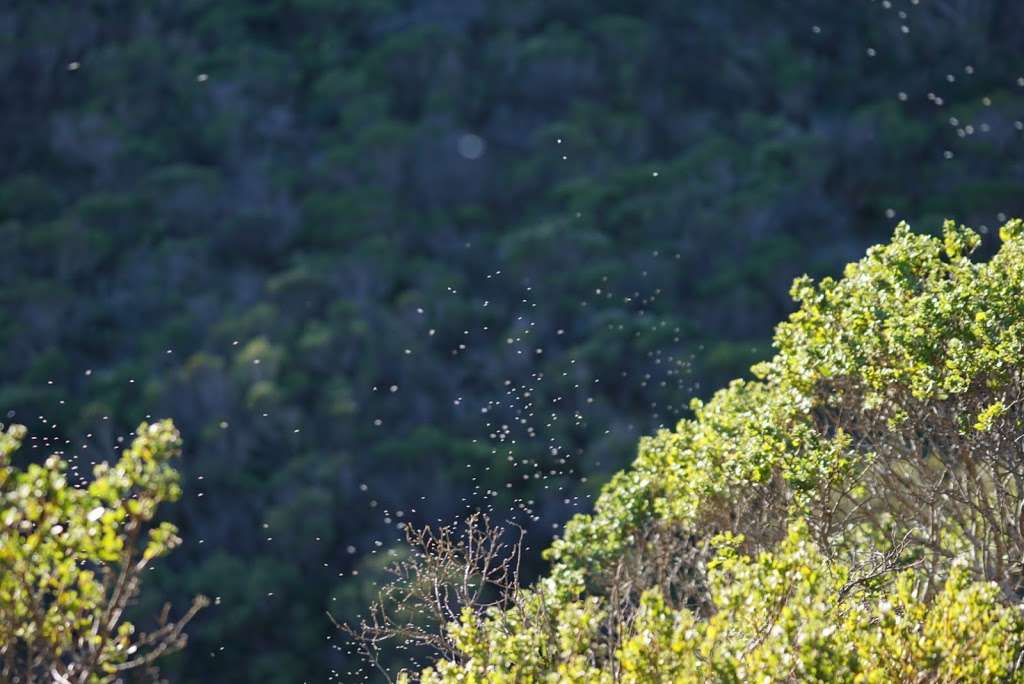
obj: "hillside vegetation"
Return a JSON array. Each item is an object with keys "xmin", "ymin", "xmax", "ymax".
[{"xmin": 2, "ymin": 1, "xmax": 1024, "ymax": 680}]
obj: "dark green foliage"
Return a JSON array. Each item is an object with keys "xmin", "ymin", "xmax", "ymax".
[{"xmin": 1, "ymin": 1, "xmax": 1023, "ymax": 680}]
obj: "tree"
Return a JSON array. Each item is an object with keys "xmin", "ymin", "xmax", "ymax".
[
  {"xmin": 0, "ymin": 419, "xmax": 206, "ymax": 683},
  {"xmin": 386, "ymin": 219, "xmax": 1024, "ymax": 682}
]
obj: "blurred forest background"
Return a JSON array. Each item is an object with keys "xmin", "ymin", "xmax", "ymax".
[{"xmin": 2, "ymin": 0, "xmax": 1023, "ymax": 681}]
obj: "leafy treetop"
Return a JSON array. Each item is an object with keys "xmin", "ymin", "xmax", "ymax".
[{"xmin": 0, "ymin": 420, "xmax": 206, "ymax": 684}]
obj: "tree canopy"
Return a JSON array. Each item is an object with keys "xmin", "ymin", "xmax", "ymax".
[{"xmin": 402, "ymin": 219, "xmax": 1024, "ymax": 682}]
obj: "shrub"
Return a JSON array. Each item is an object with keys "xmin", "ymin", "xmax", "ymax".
[
  {"xmin": 0, "ymin": 420, "xmax": 206, "ymax": 683},
  {"xmin": 389, "ymin": 219, "xmax": 1024, "ymax": 682}
]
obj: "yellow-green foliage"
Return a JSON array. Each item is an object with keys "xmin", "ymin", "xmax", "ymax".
[
  {"xmin": 417, "ymin": 522, "xmax": 1024, "ymax": 683},
  {"xmin": 417, "ymin": 580, "xmax": 609, "ymax": 684},
  {"xmin": 616, "ymin": 522, "xmax": 1024, "ymax": 683},
  {"xmin": 0, "ymin": 420, "xmax": 200, "ymax": 681},
  {"xmin": 412, "ymin": 220, "xmax": 1024, "ymax": 682}
]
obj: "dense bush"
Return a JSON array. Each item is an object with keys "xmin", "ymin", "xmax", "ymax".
[{"xmin": 404, "ymin": 220, "xmax": 1024, "ymax": 682}]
